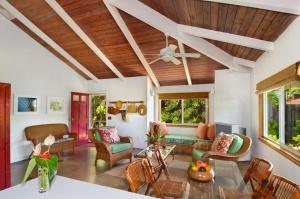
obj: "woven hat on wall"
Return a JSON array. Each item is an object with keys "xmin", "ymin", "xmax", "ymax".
[
  {"xmin": 127, "ymin": 104, "xmax": 137, "ymax": 113},
  {"xmin": 115, "ymin": 100, "xmax": 123, "ymax": 110},
  {"xmin": 137, "ymin": 104, "xmax": 147, "ymax": 116}
]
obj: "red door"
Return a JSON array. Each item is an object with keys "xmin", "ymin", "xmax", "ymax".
[
  {"xmin": 0, "ymin": 83, "xmax": 11, "ymax": 190},
  {"xmin": 71, "ymin": 92, "xmax": 89, "ymax": 144}
]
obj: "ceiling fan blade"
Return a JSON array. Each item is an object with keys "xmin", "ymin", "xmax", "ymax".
[
  {"xmin": 174, "ymin": 53, "xmax": 201, "ymax": 58},
  {"xmin": 170, "ymin": 57, "xmax": 181, "ymax": 65},
  {"xmin": 169, "ymin": 44, "xmax": 177, "ymax": 51},
  {"xmin": 148, "ymin": 57, "xmax": 162, "ymax": 65},
  {"xmin": 144, "ymin": 53, "xmax": 161, "ymax": 56},
  {"xmin": 165, "ymin": 33, "xmax": 169, "ymax": 48}
]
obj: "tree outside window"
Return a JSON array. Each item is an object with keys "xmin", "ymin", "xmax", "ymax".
[{"xmin": 91, "ymin": 95, "xmax": 106, "ymax": 128}]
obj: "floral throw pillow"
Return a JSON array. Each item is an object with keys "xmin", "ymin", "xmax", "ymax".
[
  {"xmin": 211, "ymin": 132, "xmax": 234, "ymax": 153},
  {"xmin": 99, "ymin": 127, "xmax": 120, "ymax": 144}
]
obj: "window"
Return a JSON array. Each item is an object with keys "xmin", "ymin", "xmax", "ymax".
[
  {"xmin": 91, "ymin": 95, "xmax": 106, "ymax": 128},
  {"xmin": 257, "ymin": 62, "xmax": 300, "ymax": 165},
  {"xmin": 159, "ymin": 93, "xmax": 208, "ymax": 126}
]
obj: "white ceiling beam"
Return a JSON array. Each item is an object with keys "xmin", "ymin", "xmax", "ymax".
[
  {"xmin": 106, "ymin": 0, "xmax": 252, "ymax": 71},
  {"xmin": 203, "ymin": 0, "xmax": 300, "ymax": 15},
  {"xmin": 0, "ymin": 0, "xmax": 99, "ymax": 81},
  {"xmin": 233, "ymin": 57, "xmax": 256, "ymax": 68},
  {"xmin": 103, "ymin": 0, "xmax": 160, "ymax": 87},
  {"xmin": 45, "ymin": 0, "xmax": 126, "ymax": 81},
  {"xmin": 178, "ymin": 24, "xmax": 274, "ymax": 52},
  {"xmin": 177, "ymin": 41, "xmax": 192, "ymax": 85}
]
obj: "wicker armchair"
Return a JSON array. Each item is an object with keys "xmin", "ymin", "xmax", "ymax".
[
  {"xmin": 261, "ymin": 175, "xmax": 300, "ymax": 199},
  {"xmin": 88, "ymin": 129, "xmax": 133, "ymax": 168},
  {"xmin": 193, "ymin": 133, "xmax": 252, "ymax": 161}
]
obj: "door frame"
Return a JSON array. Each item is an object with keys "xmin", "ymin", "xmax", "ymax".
[{"xmin": 0, "ymin": 82, "xmax": 11, "ymax": 190}]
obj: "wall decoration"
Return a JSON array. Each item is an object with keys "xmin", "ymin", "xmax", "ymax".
[
  {"xmin": 47, "ymin": 97, "xmax": 65, "ymax": 114},
  {"xmin": 14, "ymin": 95, "xmax": 40, "ymax": 114}
]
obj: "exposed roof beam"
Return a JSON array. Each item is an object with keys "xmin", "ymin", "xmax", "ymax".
[
  {"xmin": 0, "ymin": 5, "xmax": 14, "ymax": 20},
  {"xmin": 203, "ymin": 0, "xmax": 300, "ymax": 15},
  {"xmin": 103, "ymin": 0, "xmax": 160, "ymax": 87},
  {"xmin": 178, "ymin": 24, "xmax": 274, "ymax": 52},
  {"xmin": 177, "ymin": 41, "xmax": 192, "ymax": 85},
  {"xmin": 106, "ymin": 0, "xmax": 252, "ymax": 71},
  {"xmin": 0, "ymin": 0, "xmax": 99, "ymax": 81},
  {"xmin": 45, "ymin": 0, "xmax": 126, "ymax": 81},
  {"xmin": 233, "ymin": 57, "xmax": 256, "ymax": 68}
]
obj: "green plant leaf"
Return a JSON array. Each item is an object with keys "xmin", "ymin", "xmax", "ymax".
[{"xmin": 22, "ymin": 157, "xmax": 37, "ymax": 184}]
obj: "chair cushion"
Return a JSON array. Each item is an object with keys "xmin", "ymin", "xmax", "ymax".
[
  {"xmin": 164, "ymin": 134, "xmax": 211, "ymax": 145},
  {"xmin": 94, "ymin": 129, "xmax": 102, "ymax": 142},
  {"xmin": 196, "ymin": 123, "xmax": 207, "ymax": 139},
  {"xmin": 207, "ymin": 123, "xmax": 215, "ymax": 140},
  {"xmin": 228, "ymin": 134, "xmax": 244, "ymax": 154},
  {"xmin": 100, "ymin": 127, "xmax": 120, "ymax": 144},
  {"xmin": 211, "ymin": 132, "xmax": 234, "ymax": 153},
  {"xmin": 111, "ymin": 142, "xmax": 132, "ymax": 154},
  {"xmin": 192, "ymin": 149, "xmax": 206, "ymax": 160}
]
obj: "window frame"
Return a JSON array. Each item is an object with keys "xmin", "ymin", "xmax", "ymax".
[
  {"xmin": 256, "ymin": 62, "xmax": 300, "ymax": 166},
  {"xmin": 158, "ymin": 92, "xmax": 209, "ymax": 127}
]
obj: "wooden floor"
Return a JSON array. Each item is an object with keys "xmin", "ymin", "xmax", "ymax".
[{"xmin": 11, "ymin": 144, "xmax": 250, "ymax": 196}]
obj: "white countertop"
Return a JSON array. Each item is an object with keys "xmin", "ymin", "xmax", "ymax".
[{"xmin": 0, "ymin": 176, "xmax": 155, "ymax": 199}]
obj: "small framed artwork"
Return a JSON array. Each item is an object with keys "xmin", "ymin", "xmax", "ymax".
[
  {"xmin": 14, "ymin": 95, "xmax": 40, "ymax": 114},
  {"xmin": 47, "ymin": 97, "xmax": 65, "ymax": 114}
]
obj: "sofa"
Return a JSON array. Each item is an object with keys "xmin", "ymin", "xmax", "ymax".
[
  {"xmin": 88, "ymin": 129, "xmax": 133, "ymax": 168},
  {"xmin": 25, "ymin": 123, "xmax": 77, "ymax": 158},
  {"xmin": 164, "ymin": 134, "xmax": 212, "ymax": 154}
]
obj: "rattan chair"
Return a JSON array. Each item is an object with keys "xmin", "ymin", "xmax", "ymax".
[
  {"xmin": 193, "ymin": 133, "xmax": 252, "ymax": 161},
  {"xmin": 261, "ymin": 175, "xmax": 300, "ymax": 199},
  {"xmin": 88, "ymin": 129, "xmax": 133, "ymax": 168},
  {"xmin": 242, "ymin": 157, "xmax": 273, "ymax": 197},
  {"xmin": 126, "ymin": 159, "xmax": 187, "ymax": 199}
]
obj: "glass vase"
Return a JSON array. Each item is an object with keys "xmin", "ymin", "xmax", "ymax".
[{"xmin": 38, "ymin": 166, "xmax": 49, "ymax": 193}]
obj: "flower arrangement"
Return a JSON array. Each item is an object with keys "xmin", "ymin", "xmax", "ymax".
[
  {"xmin": 146, "ymin": 123, "xmax": 164, "ymax": 145},
  {"xmin": 22, "ymin": 134, "xmax": 58, "ymax": 193},
  {"xmin": 190, "ymin": 160, "xmax": 212, "ymax": 172}
]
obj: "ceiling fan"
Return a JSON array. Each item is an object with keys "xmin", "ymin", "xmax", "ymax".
[{"xmin": 145, "ymin": 34, "xmax": 201, "ymax": 65}]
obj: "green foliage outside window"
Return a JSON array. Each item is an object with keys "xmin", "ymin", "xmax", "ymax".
[
  {"xmin": 268, "ymin": 119, "xmax": 279, "ymax": 142},
  {"xmin": 91, "ymin": 95, "xmax": 106, "ymax": 128},
  {"xmin": 161, "ymin": 98, "xmax": 207, "ymax": 124}
]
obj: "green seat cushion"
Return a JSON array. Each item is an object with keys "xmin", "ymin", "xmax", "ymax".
[
  {"xmin": 111, "ymin": 142, "xmax": 131, "ymax": 154},
  {"xmin": 192, "ymin": 149, "xmax": 206, "ymax": 160},
  {"xmin": 164, "ymin": 134, "xmax": 211, "ymax": 145},
  {"xmin": 228, "ymin": 135, "xmax": 244, "ymax": 154},
  {"xmin": 94, "ymin": 129, "xmax": 102, "ymax": 142}
]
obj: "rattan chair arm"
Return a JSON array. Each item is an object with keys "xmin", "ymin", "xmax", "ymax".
[
  {"xmin": 193, "ymin": 142, "xmax": 212, "ymax": 151},
  {"xmin": 68, "ymin": 132, "xmax": 78, "ymax": 140},
  {"xmin": 95, "ymin": 141, "xmax": 112, "ymax": 155},
  {"xmin": 120, "ymin": 136, "xmax": 133, "ymax": 144},
  {"xmin": 203, "ymin": 151, "xmax": 238, "ymax": 159}
]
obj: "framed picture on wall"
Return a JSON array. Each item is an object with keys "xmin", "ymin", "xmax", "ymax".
[
  {"xmin": 47, "ymin": 97, "xmax": 65, "ymax": 114},
  {"xmin": 14, "ymin": 95, "xmax": 40, "ymax": 114}
]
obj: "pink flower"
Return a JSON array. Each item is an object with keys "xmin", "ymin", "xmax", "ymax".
[
  {"xmin": 32, "ymin": 143, "xmax": 41, "ymax": 156},
  {"xmin": 44, "ymin": 134, "xmax": 55, "ymax": 146}
]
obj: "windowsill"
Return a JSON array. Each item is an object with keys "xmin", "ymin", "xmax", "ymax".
[
  {"xmin": 258, "ymin": 136, "xmax": 300, "ymax": 167},
  {"xmin": 166, "ymin": 124, "xmax": 198, "ymax": 128}
]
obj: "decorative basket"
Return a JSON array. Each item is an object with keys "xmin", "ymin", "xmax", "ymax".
[{"xmin": 187, "ymin": 167, "xmax": 214, "ymax": 182}]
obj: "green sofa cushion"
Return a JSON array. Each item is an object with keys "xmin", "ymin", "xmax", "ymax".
[
  {"xmin": 192, "ymin": 149, "xmax": 206, "ymax": 160},
  {"xmin": 94, "ymin": 129, "xmax": 102, "ymax": 142},
  {"xmin": 164, "ymin": 134, "xmax": 211, "ymax": 145},
  {"xmin": 228, "ymin": 135, "xmax": 244, "ymax": 154},
  {"xmin": 111, "ymin": 142, "xmax": 131, "ymax": 154}
]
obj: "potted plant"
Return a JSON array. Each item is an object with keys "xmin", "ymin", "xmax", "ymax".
[
  {"xmin": 146, "ymin": 123, "xmax": 164, "ymax": 148},
  {"xmin": 22, "ymin": 134, "xmax": 58, "ymax": 193}
]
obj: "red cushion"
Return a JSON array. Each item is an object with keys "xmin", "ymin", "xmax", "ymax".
[
  {"xmin": 211, "ymin": 132, "xmax": 234, "ymax": 153},
  {"xmin": 207, "ymin": 123, "xmax": 215, "ymax": 140},
  {"xmin": 196, "ymin": 123, "xmax": 207, "ymax": 139},
  {"xmin": 99, "ymin": 127, "xmax": 120, "ymax": 144}
]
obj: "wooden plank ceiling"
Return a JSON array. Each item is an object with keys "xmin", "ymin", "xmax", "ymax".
[{"xmin": 6, "ymin": 0, "xmax": 297, "ymax": 86}]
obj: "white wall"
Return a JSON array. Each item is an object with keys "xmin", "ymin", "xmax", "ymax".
[
  {"xmin": 155, "ymin": 84, "xmax": 214, "ymax": 136},
  {"xmin": 251, "ymin": 17, "xmax": 300, "ymax": 184},
  {"xmin": 87, "ymin": 76, "xmax": 149, "ymax": 149},
  {"xmin": 0, "ymin": 15, "xmax": 88, "ymax": 163}
]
